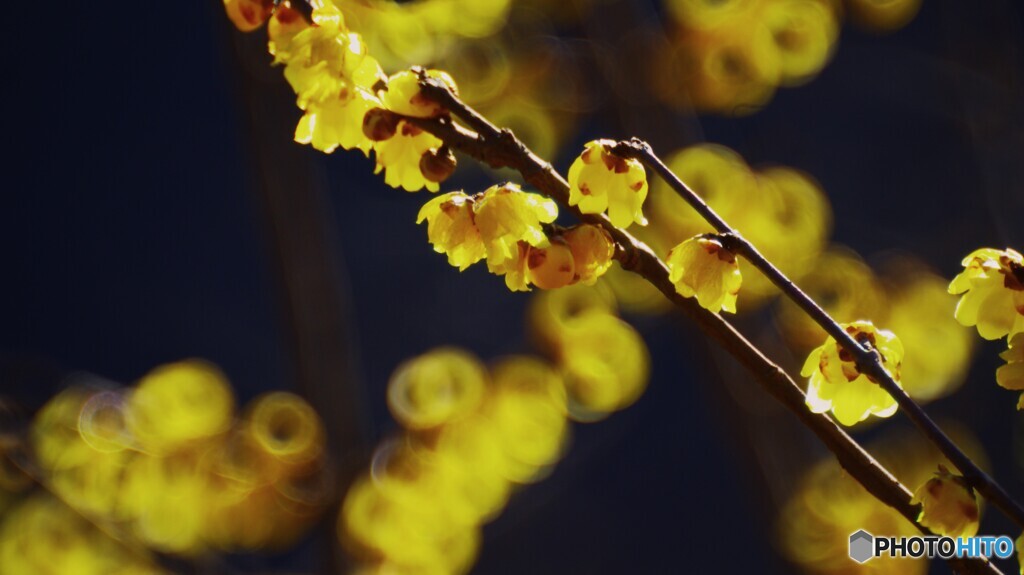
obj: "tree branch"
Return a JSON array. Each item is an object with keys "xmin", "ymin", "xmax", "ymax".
[
  {"xmin": 409, "ymin": 75, "xmax": 1003, "ymax": 575},
  {"xmin": 612, "ymin": 137, "xmax": 1024, "ymax": 531}
]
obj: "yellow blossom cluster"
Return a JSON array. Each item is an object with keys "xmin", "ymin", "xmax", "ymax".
[
  {"xmin": 656, "ymin": 0, "xmax": 921, "ymax": 115},
  {"xmin": 417, "ymin": 183, "xmax": 615, "ymax": 291},
  {"xmin": 22, "ymin": 360, "xmax": 329, "ymax": 556},
  {"xmin": 529, "ymin": 283, "xmax": 651, "ymax": 420},
  {"xmin": 340, "ymin": 349, "xmax": 570, "ymax": 574},
  {"xmin": 228, "ymin": 2, "xmax": 466, "ymax": 193}
]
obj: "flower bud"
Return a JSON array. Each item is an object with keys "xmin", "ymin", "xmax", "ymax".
[
  {"xmin": 362, "ymin": 108, "xmax": 399, "ymax": 142},
  {"xmin": 419, "ymin": 146, "xmax": 457, "ymax": 184}
]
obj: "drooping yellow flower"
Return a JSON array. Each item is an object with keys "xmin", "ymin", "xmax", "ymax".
[
  {"xmin": 373, "ymin": 121, "xmax": 445, "ymax": 192},
  {"xmin": 382, "ymin": 69, "xmax": 457, "ymax": 118},
  {"xmin": 997, "ymin": 334, "xmax": 1024, "ymax": 409},
  {"xmin": 666, "ymin": 235, "xmax": 742, "ymax": 313},
  {"xmin": 949, "ymin": 247, "xmax": 1024, "ymax": 340},
  {"xmin": 276, "ymin": 5, "xmax": 383, "ymax": 108},
  {"xmin": 526, "ymin": 240, "xmax": 576, "ymax": 290},
  {"xmin": 567, "ymin": 139, "xmax": 648, "ymax": 229},
  {"xmin": 473, "ymin": 183, "xmax": 558, "ymax": 269},
  {"xmin": 801, "ymin": 321, "xmax": 904, "ymax": 426},
  {"xmin": 563, "ymin": 224, "xmax": 615, "ymax": 285},
  {"xmin": 489, "ymin": 241, "xmax": 532, "ymax": 292},
  {"xmin": 911, "ymin": 466, "xmax": 980, "ymax": 538},
  {"xmin": 267, "ymin": 3, "xmax": 309, "ymax": 56},
  {"xmin": 295, "ymin": 87, "xmax": 379, "ymax": 155},
  {"xmin": 416, "ymin": 191, "xmax": 486, "ymax": 270}
]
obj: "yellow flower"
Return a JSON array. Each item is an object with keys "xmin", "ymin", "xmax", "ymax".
[
  {"xmin": 277, "ymin": 5, "xmax": 382, "ymax": 109},
  {"xmin": 567, "ymin": 139, "xmax": 648, "ymax": 229},
  {"xmin": 473, "ymin": 183, "xmax": 558, "ymax": 269},
  {"xmin": 949, "ymin": 247, "xmax": 1024, "ymax": 340},
  {"xmin": 911, "ymin": 466, "xmax": 979, "ymax": 538},
  {"xmin": 416, "ymin": 191, "xmax": 486, "ymax": 271},
  {"xmin": 295, "ymin": 87, "xmax": 379, "ymax": 155},
  {"xmin": 802, "ymin": 321, "xmax": 904, "ymax": 426},
  {"xmin": 489, "ymin": 241, "xmax": 532, "ymax": 292},
  {"xmin": 382, "ymin": 69, "xmax": 457, "ymax": 118},
  {"xmin": 526, "ymin": 240, "xmax": 576, "ymax": 291},
  {"xmin": 666, "ymin": 235, "xmax": 742, "ymax": 313},
  {"xmin": 373, "ymin": 121, "xmax": 445, "ymax": 192},
  {"xmin": 267, "ymin": 3, "xmax": 309, "ymax": 57},
  {"xmin": 563, "ymin": 224, "xmax": 615, "ymax": 285},
  {"xmin": 997, "ymin": 334, "xmax": 1024, "ymax": 409}
]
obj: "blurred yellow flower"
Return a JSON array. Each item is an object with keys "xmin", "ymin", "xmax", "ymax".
[
  {"xmin": 558, "ymin": 313, "xmax": 650, "ymax": 419},
  {"xmin": 568, "ymin": 139, "xmax": 649, "ymax": 229},
  {"xmin": 801, "ymin": 321, "xmax": 904, "ymax": 426},
  {"xmin": 886, "ymin": 266, "xmax": 974, "ymax": 402},
  {"xmin": 846, "ymin": 0, "xmax": 922, "ymax": 33},
  {"xmin": 387, "ymin": 347, "xmax": 488, "ymax": 430},
  {"xmin": 666, "ymin": 235, "xmax": 742, "ymax": 313},
  {"xmin": 911, "ymin": 466, "xmax": 979, "ymax": 538},
  {"xmin": 776, "ymin": 247, "xmax": 886, "ymax": 349},
  {"xmin": 127, "ymin": 360, "xmax": 235, "ymax": 452},
  {"xmin": 759, "ymin": 0, "xmax": 838, "ymax": 86},
  {"xmin": 949, "ymin": 247, "xmax": 1024, "ymax": 340},
  {"xmin": 997, "ymin": 334, "xmax": 1024, "ymax": 409}
]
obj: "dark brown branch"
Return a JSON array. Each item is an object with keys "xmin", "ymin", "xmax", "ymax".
[
  {"xmin": 410, "ymin": 75, "xmax": 1002, "ymax": 575},
  {"xmin": 613, "ymin": 137, "xmax": 1024, "ymax": 531}
]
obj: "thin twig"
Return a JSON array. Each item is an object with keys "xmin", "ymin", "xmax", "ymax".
[
  {"xmin": 612, "ymin": 137, "xmax": 1024, "ymax": 530},
  {"xmin": 409, "ymin": 74, "xmax": 1001, "ymax": 575}
]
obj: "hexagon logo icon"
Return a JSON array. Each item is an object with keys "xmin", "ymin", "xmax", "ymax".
[{"xmin": 849, "ymin": 530, "xmax": 874, "ymax": 563}]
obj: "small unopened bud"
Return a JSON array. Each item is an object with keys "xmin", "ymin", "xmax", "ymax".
[
  {"xmin": 419, "ymin": 147, "xmax": 457, "ymax": 184},
  {"xmin": 362, "ymin": 108, "xmax": 399, "ymax": 142}
]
